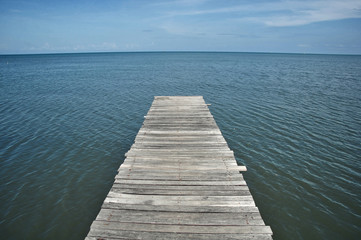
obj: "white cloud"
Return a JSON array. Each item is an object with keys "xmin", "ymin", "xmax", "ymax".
[
  {"xmin": 86, "ymin": 42, "xmax": 119, "ymax": 51},
  {"xmin": 165, "ymin": 5, "xmax": 249, "ymax": 17},
  {"xmin": 152, "ymin": 0, "xmax": 208, "ymax": 7},
  {"xmin": 262, "ymin": 0, "xmax": 361, "ymax": 26},
  {"xmin": 26, "ymin": 42, "xmax": 120, "ymax": 53},
  {"xmin": 160, "ymin": 0, "xmax": 361, "ymax": 27},
  {"xmin": 173, "ymin": 0, "xmax": 208, "ymax": 6}
]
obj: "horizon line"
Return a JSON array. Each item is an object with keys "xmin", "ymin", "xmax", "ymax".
[{"xmin": 1, "ymin": 50, "xmax": 361, "ymax": 56}]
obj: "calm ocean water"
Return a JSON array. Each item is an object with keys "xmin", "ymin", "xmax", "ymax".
[{"xmin": 0, "ymin": 52, "xmax": 360, "ymax": 239}]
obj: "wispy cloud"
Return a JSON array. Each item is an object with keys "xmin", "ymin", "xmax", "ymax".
[
  {"xmin": 262, "ymin": 0, "xmax": 361, "ymax": 26},
  {"xmin": 160, "ymin": 0, "xmax": 361, "ymax": 26},
  {"xmin": 24, "ymin": 42, "xmax": 120, "ymax": 53},
  {"xmin": 9, "ymin": 9, "xmax": 22, "ymax": 13},
  {"xmin": 165, "ymin": 5, "xmax": 248, "ymax": 17},
  {"xmin": 151, "ymin": 0, "xmax": 208, "ymax": 7}
]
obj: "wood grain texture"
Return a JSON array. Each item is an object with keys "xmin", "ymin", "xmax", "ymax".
[{"xmin": 85, "ymin": 96, "xmax": 272, "ymax": 239}]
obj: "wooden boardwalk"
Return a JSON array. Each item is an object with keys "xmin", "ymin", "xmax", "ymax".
[{"xmin": 86, "ymin": 96, "xmax": 272, "ymax": 240}]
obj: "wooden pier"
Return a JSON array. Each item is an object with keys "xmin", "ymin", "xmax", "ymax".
[{"xmin": 86, "ymin": 96, "xmax": 272, "ymax": 240}]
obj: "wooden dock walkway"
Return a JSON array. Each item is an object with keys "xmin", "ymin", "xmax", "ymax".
[{"xmin": 86, "ymin": 96, "xmax": 272, "ymax": 240}]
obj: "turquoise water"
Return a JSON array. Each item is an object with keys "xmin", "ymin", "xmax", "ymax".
[{"xmin": 0, "ymin": 52, "xmax": 360, "ymax": 239}]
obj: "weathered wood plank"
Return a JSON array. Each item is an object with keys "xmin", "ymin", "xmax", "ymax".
[
  {"xmin": 89, "ymin": 221, "xmax": 272, "ymax": 234},
  {"xmin": 119, "ymin": 163, "xmax": 243, "ymax": 170},
  {"xmin": 116, "ymin": 169, "xmax": 244, "ymax": 176},
  {"xmin": 134, "ymin": 142, "xmax": 228, "ymax": 146},
  {"xmin": 137, "ymin": 130, "xmax": 223, "ymax": 134},
  {"xmin": 115, "ymin": 176, "xmax": 245, "ymax": 182},
  {"xmin": 114, "ymin": 179, "xmax": 247, "ymax": 185},
  {"xmin": 125, "ymin": 151, "xmax": 235, "ymax": 157},
  {"xmin": 86, "ymin": 234, "xmax": 273, "ymax": 240},
  {"xmin": 116, "ymin": 172, "xmax": 244, "ymax": 179},
  {"xmin": 96, "ymin": 209, "xmax": 265, "ymax": 225},
  {"xmin": 106, "ymin": 193, "xmax": 254, "ymax": 201},
  {"xmin": 123, "ymin": 156, "xmax": 238, "ymax": 161},
  {"xmin": 86, "ymin": 231, "xmax": 273, "ymax": 240},
  {"xmin": 112, "ymin": 183, "xmax": 250, "ymax": 191},
  {"xmin": 110, "ymin": 188, "xmax": 251, "ymax": 196},
  {"xmin": 119, "ymin": 165, "xmax": 240, "ymax": 171},
  {"xmin": 104, "ymin": 198, "xmax": 256, "ymax": 207},
  {"xmin": 101, "ymin": 202, "xmax": 261, "ymax": 213}
]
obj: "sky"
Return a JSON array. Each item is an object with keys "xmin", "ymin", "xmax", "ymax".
[{"xmin": 0, "ymin": 0, "xmax": 361, "ymax": 54}]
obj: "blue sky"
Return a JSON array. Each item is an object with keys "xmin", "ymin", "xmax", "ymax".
[{"xmin": 0, "ymin": 0, "xmax": 361, "ymax": 54}]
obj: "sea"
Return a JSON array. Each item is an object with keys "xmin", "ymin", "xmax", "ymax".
[{"xmin": 0, "ymin": 52, "xmax": 360, "ymax": 240}]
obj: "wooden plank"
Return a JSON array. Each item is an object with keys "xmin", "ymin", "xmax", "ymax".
[
  {"xmin": 96, "ymin": 209, "xmax": 265, "ymax": 225},
  {"xmin": 104, "ymin": 198, "xmax": 256, "ymax": 207},
  {"xmin": 118, "ymin": 165, "xmax": 244, "ymax": 172},
  {"xmin": 119, "ymin": 164, "xmax": 240, "ymax": 170},
  {"xmin": 125, "ymin": 148, "xmax": 234, "ymax": 152},
  {"xmin": 104, "ymin": 199, "xmax": 256, "ymax": 207},
  {"xmin": 115, "ymin": 176, "xmax": 245, "ymax": 182},
  {"xmin": 115, "ymin": 175, "xmax": 243, "ymax": 181},
  {"xmin": 118, "ymin": 166, "xmax": 245, "ymax": 173},
  {"xmin": 116, "ymin": 172, "xmax": 244, "ymax": 178},
  {"xmin": 112, "ymin": 183, "xmax": 250, "ymax": 191},
  {"xmin": 85, "ymin": 233, "xmax": 272, "ymax": 240},
  {"xmin": 137, "ymin": 130, "xmax": 223, "ymax": 134},
  {"xmin": 106, "ymin": 193, "xmax": 254, "ymax": 201},
  {"xmin": 133, "ymin": 142, "xmax": 228, "ymax": 146},
  {"xmin": 119, "ymin": 164, "xmax": 239, "ymax": 170},
  {"xmin": 116, "ymin": 168, "xmax": 244, "ymax": 175},
  {"xmin": 109, "ymin": 188, "xmax": 251, "ymax": 196},
  {"xmin": 121, "ymin": 161, "xmax": 239, "ymax": 166},
  {"xmin": 120, "ymin": 158, "xmax": 239, "ymax": 163},
  {"xmin": 86, "ymin": 231, "xmax": 273, "ymax": 240},
  {"xmin": 89, "ymin": 221, "xmax": 272, "ymax": 234},
  {"xmin": 119, "ymin": 165, "xmax": 240, "ymax": 170},
  {"xmin": 125, "ymin": 150, "xmax": 235, "ymax": 157},
  {"xmin": 123, "ymin": 156, "xmax": 238, "ymax": 161},
  {"xmin": 101, "ymin": 202, "xmax": 261, "ymax": 213},
  {"xmin": 114, "ymin": 179, "xmax": 247, "ymax": 186}
]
